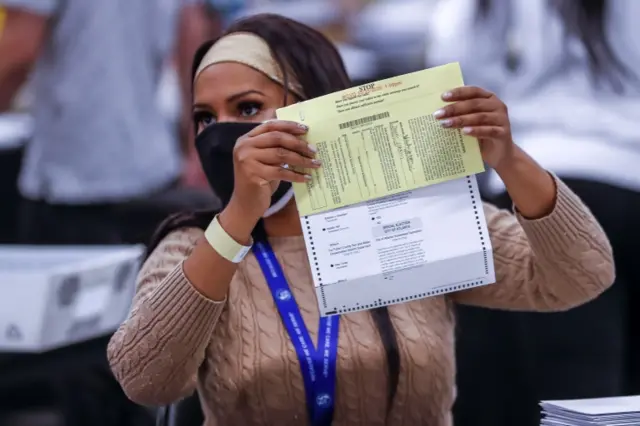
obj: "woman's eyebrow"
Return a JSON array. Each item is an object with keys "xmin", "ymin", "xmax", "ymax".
[
  {"xmin": 192, "ymin": 90, "xmax": 266, "ymax": 111},
  {"xmin": 226, "ymin": 90, "xmax": 266, "ymax": 103},
  {"xmin": 192, "ymin": 103, "xmax": 211, "ymax": 111}
]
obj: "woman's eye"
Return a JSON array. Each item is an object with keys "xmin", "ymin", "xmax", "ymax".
[
  {"xmin": 238, "ymin": 102, "xmax": 261, "ymax": 118},
  {"xmin": 194, "ymin": 111, "xmax": 215, "ymax": 131}
]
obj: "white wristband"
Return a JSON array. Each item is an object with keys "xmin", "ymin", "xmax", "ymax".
[{"xmin": 204, "ymin": 215, "xmax": 252, "ymax": 263}]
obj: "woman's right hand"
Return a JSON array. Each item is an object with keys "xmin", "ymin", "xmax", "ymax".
[{"xmin": 220, "ymin": 120, "xmax": 319, "ymax": 237}]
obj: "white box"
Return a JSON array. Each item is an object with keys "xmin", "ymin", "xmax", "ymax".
[{"xmin": 0, "ymin": 245, "xmax": 144, "ymax": 353}]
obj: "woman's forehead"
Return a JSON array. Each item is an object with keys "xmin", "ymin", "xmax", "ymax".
[{"xmin": 193, "ymin": 62, "xmax": 284, "ymax": 103}]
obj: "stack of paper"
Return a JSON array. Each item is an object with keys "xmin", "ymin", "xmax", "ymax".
[{"xmin": 541, "ymin": 396, "xmax": 640, "ymax": 425}]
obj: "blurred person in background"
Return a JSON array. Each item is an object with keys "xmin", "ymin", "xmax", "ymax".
[
  {"xmin": 234, "ymin": 0, "xmax": 380, "ymax": 83},
  {"xmin": 426, "ymin": 1, "xmax": 640, "ymax": 425},
  {"xmin": 0, "ymin": 0, "xmax": 216, "ymax": 245},
  {"xmin": 0, "ymin": 1, "xmax": 218, "ymax": 425}
]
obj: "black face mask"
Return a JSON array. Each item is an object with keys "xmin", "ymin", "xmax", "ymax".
[{"xmin": 195, "ymin": 122, "xmax": 293, "ymax": 209}]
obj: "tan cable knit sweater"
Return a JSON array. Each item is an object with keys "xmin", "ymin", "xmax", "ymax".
[{"xmin": 108, "ymin": 177, "xmax": 614, "ymax": 426}]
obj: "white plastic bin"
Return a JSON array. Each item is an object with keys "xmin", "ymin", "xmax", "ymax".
[{"xmin": 0, "ymin": 245, "xmax": 144, "ymax": 353}]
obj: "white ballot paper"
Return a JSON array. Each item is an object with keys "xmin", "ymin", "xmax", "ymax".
[{"xmin": 300, "ymin": 175, "xmax": 495, "ymax": 316}]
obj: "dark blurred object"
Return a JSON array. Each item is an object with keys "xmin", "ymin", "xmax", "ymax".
[
  {"xmin": 118, "ymin": 185, "xmax": 219, "ymax": 245},
  {"xmin": 0, "ymin": 337, "xmax": 151, "ymax": 426},
  {"xmin": 0, "ymin": 113, "xmax": 30, "ymax": 243},
  {"xmin": 156, "ymin": 394, "xmax": 203, "ymax": 426},
  {"xmin": 454, "ymin": 178, "xmax": 640, "ymax": 426},
  {"xmin": 0, "ymin": 147, "xmax": 22, "ymax": 243},
  {"xmin": 17, "ymin": 185, "xmax": 218, "ymax": 246}
]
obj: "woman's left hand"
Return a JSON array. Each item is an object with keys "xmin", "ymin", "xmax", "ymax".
[
  {"xmin": 433, "ymin": 86, "xmax": 515, "ymax": 169},
  {"xmin": 435, "ymin": 86, "xmax": 558, "ymax": 218}
]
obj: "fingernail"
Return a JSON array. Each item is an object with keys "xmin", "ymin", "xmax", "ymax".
[
  {"xmin": 308, "ymin": 144, "xmax": 318, "ymax": 153},
  {"xmin": 298, "ymin": 123, "xmax": 309, "ymax": 131},
  {"xmin": 442, "ymin": 92, "xmax": 453, "ymax": 100},
  {"xmin": 439, "ymin": 119, "xmax": 453, "ymax": 128},
  {"xmin": 433, "ymin": 109, "xmax": 446, "ymax": 119},
  {"xmin": 312, "ymin": 158, "xmax": 322, "ymax": 166},
  {"xmin": 304, "ymin": 174, "xmax": 313, "ymax": 181},
  {"xmin": 463, "ymin": 127, "xmax": 473, "ymax": 134}
]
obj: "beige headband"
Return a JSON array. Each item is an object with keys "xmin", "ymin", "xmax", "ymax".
[{"xmin": 194, "ymin": 32, "xmax": 305, "ymax": 99}]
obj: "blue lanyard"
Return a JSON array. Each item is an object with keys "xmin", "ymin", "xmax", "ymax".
[{"xmin": 253, "ymin": 241, "xmax": 340, "ymax": 426}]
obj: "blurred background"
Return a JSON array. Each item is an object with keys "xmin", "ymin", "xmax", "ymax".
[{"xmin": 0, "ymin": 0, "xmax": 639, "ymax": 425}]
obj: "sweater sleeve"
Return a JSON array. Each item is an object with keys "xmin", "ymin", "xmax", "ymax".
[
  {"xmin": 107, "ymin": 227, "xmax": 225, "ymax": 406},
  {"xmin": 451, "ymin": 176, "xmax": 615, "ymax": 311}
]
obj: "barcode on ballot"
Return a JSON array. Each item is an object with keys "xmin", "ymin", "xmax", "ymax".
[{"xmin": 338, "ymin": 112, "xmax": 390, "ymax": 130}]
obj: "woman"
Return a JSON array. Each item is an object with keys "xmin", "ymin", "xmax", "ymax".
[
  {"xmin": 427, "ymin": 1, "xmax": 640, "ymax": 425},
  {"xmin": 107, "ymin": 14, "xmax": 614, "ymax": 426}
]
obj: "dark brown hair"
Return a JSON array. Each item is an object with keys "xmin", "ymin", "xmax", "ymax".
[
  {"xmin": 478, "ymin": 0, "xmax": 634, "ymax": 92},
  {"xmin": 147, "ymin": 13, "xmax": 400, "ymax": 416}
]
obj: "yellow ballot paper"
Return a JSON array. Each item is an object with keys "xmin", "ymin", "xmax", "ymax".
[{"xmin": 276, "ymin": 62, "xmax": 485, "ymax": 216}]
